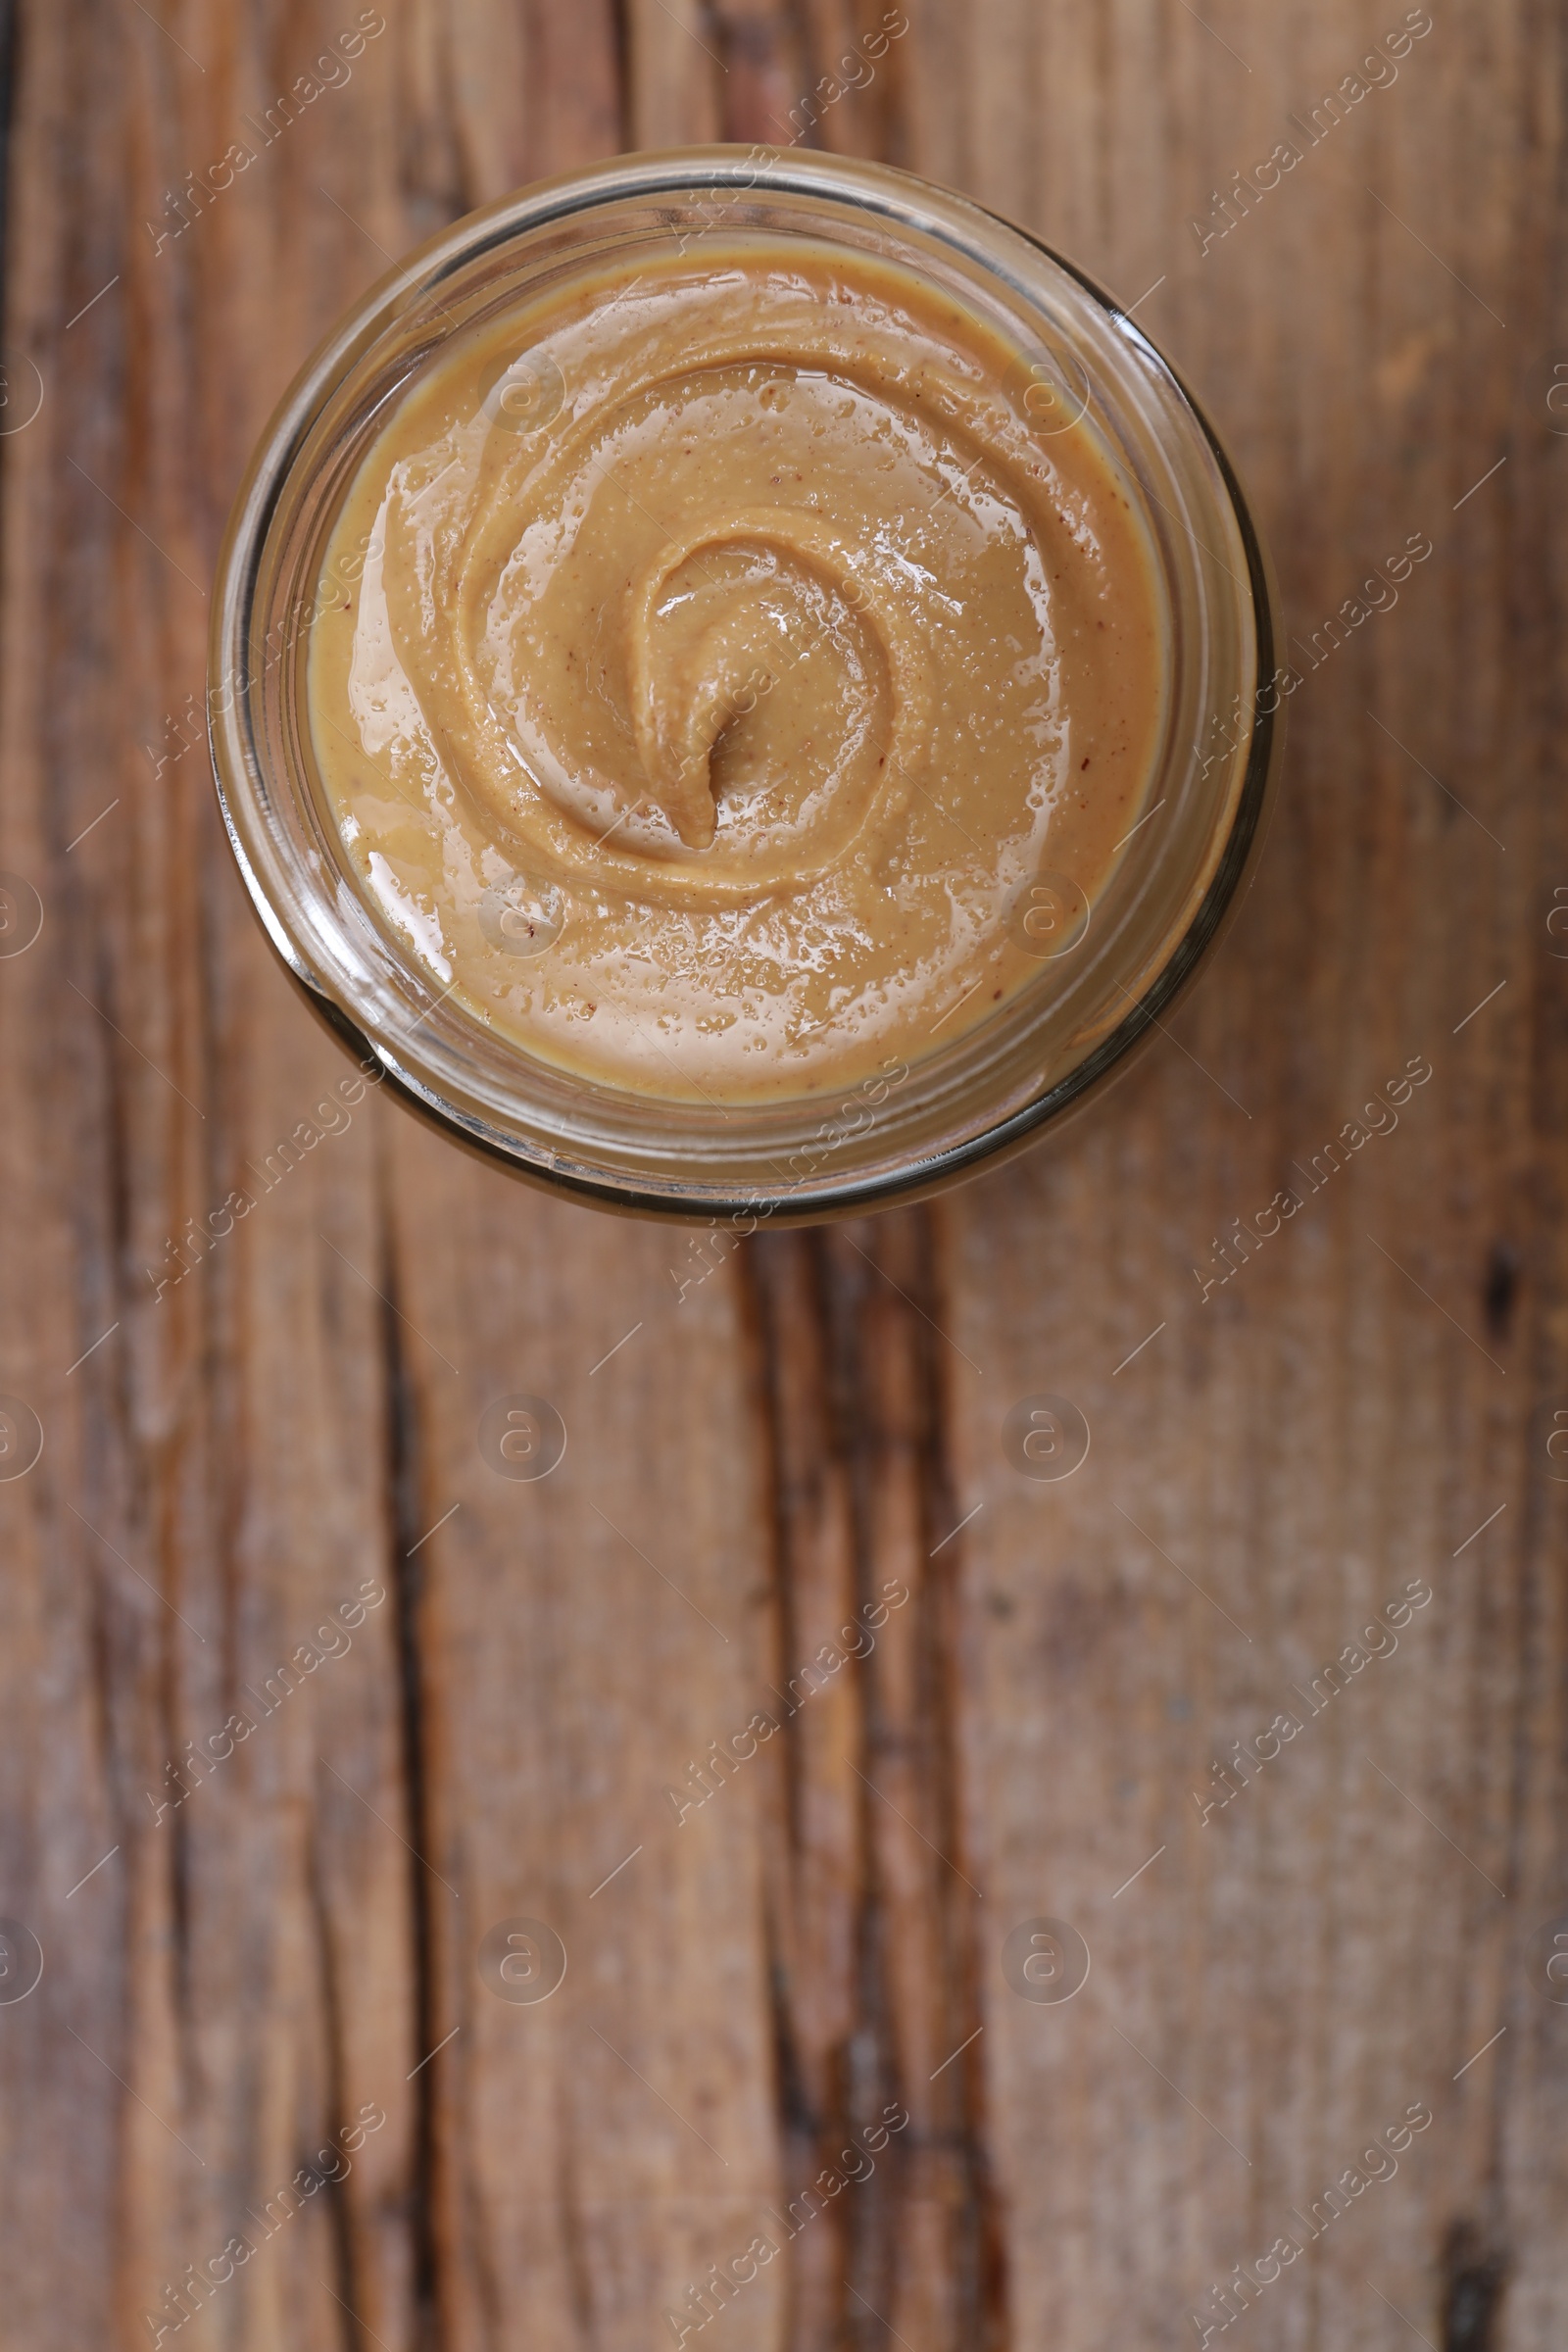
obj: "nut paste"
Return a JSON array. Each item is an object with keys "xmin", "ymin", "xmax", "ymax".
[{"xmin": 307, "ymin": 238, "xmax": 1166, "ymax": 1101}]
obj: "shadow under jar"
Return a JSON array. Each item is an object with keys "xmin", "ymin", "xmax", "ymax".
[{"xmin": 210, "ymin": 146, "xmax": 1283, "ymax": 1225}]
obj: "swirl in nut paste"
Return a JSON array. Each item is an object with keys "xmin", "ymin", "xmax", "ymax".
[{"xmin": 308, "ymin": 242, "xmax": 1164, "ymax": 1102}]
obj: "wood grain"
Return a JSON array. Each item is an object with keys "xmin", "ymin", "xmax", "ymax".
[{"xmin": 0, "ymin": 1, "xmax": 1562, "ymax": 2348}]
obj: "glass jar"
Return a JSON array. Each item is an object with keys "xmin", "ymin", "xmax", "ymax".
[{"xmin": 209, "ymin": 145, "xmax": 1282, "ymax": 1225}]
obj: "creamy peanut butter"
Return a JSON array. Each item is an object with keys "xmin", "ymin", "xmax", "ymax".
[{"xmin": 307, "ymin": 237, "xmax": 1165, "ymax": 1102}]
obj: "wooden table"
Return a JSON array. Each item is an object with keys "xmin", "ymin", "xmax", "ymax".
[{"xmin": 0, "ymin": 2, "xmax": 1558, "ymax": 2345}]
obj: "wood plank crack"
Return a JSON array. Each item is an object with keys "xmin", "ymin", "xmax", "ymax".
[
  {"xmin": 743, "ymin": 1212, "xmax": 1007, "ymax": 2352},
  {"xmin": 378, "ymin": 1180, "xmax": 444, "ymax": 2352}
]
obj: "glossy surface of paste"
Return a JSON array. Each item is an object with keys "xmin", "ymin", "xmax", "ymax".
[{"xmin": 307, "ymin": 238, "xmax": 1166, "ymax": 1101}]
